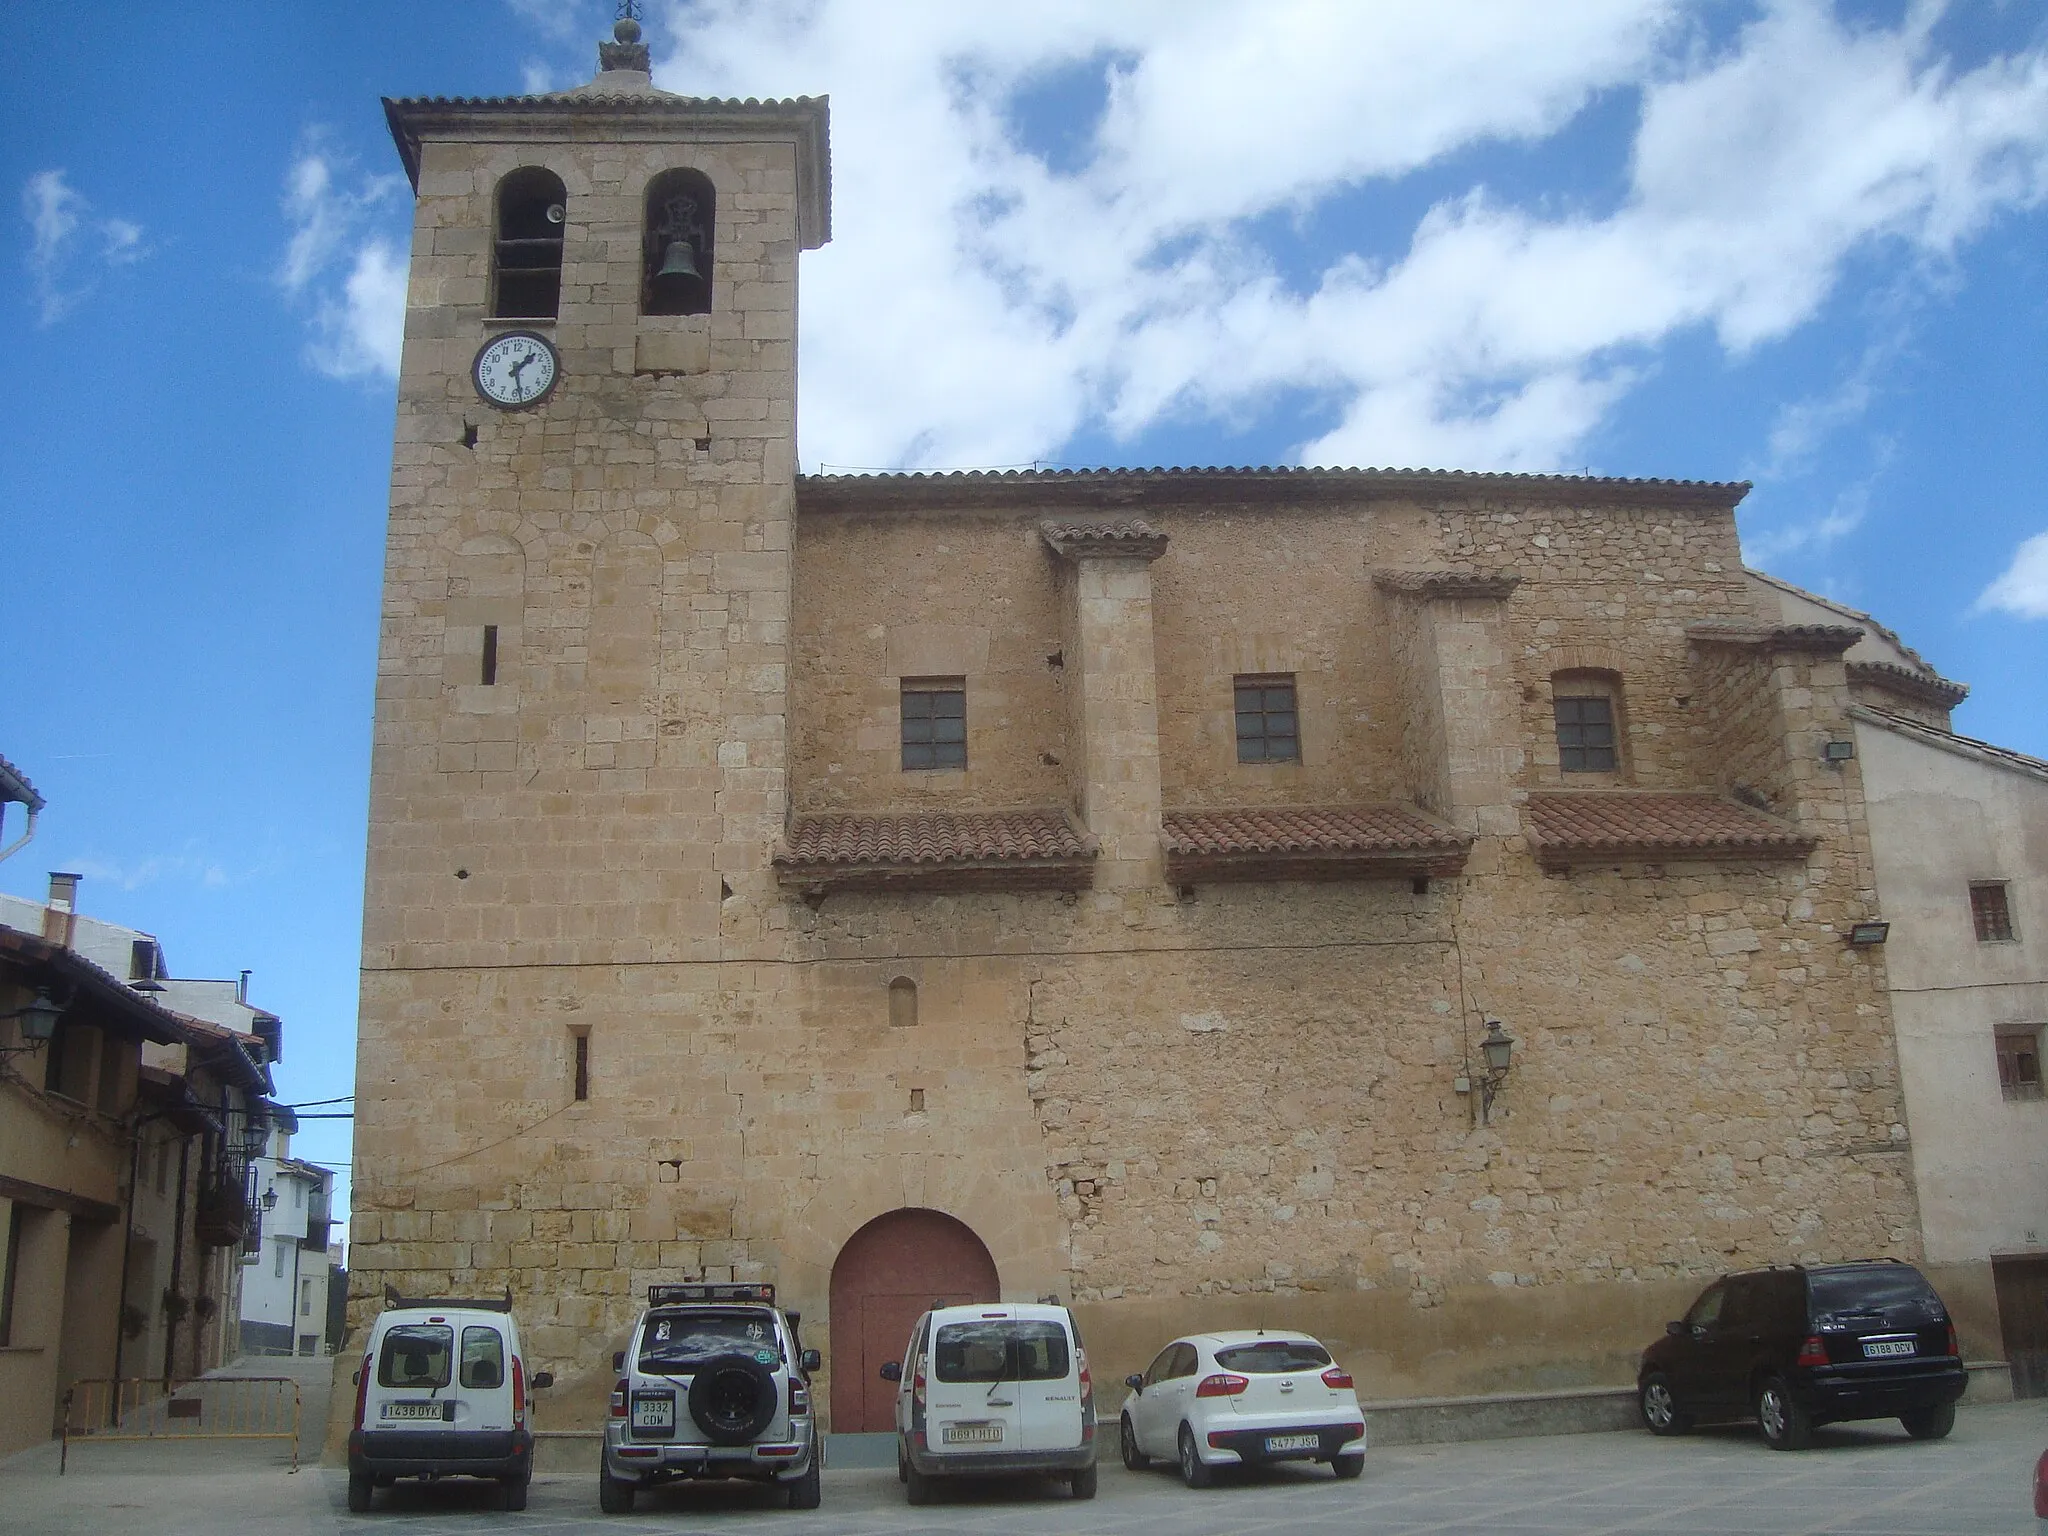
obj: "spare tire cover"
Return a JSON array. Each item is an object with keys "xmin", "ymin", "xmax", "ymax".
[{"xmin": 687, "ymin": 1353, "xmax": 779, "ymax": 1445}]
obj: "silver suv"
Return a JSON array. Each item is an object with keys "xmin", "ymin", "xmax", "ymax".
[{"xmin": 599, "ymin": 1283, "xmax": 822, "ymax": 1512}]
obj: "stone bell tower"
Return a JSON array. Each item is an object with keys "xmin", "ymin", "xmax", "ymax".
[{"xmin": 350, "ymin": 12, "xmax": 830, "ymax": 1367}]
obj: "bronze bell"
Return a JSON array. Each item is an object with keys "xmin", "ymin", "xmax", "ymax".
[{"xmin": 656, "ymin": 240, "xmax": 701, "ymax": 280}]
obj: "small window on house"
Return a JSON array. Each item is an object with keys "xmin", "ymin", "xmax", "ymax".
[
  {"xmin": 1997, "ymin": 1027, "xmax": 2043, "ymax": 1101},
  {"xmin": 1234, "ymin": 675, "xmax": 1300, "ymax": 763},
  {"xmin": 1972, "ymin": 882, "xmax": 2016, "ymax": 942},
  {"xmin": 481, "ymin": 625, "xmax": 499, "ymax": 686},
  {"xmin": 572, "ymin": 1029, "xmax": 590, "ymax": 1102},
  {"xmin": 901, "ymin": 680, "xmax": 967, "ymax": 770},
  {"xmin": 129, "ymin": 938, "xmax": 160, "ymax": 981},
  {"xmin": 643, "ymin": 168, "xmax": 715, "ymax": 316},
  {"xmin": 301, "ymin": 1278, "xmax": 313, "ymax": 1317},
  {"xmin": 274, "ymin": 1242, "xmax": 287, "ymax": 1279},
  {"xmin": 492, "ymin": 168, "xmax": 567, "ymax": 320},
  {"xmin": 889, "ymin": 977, "xmax": 918, "ymax": 1029},
  {"xmin": 1554, "ymin": 686, "xmax": 1619, "ymax": 773}
]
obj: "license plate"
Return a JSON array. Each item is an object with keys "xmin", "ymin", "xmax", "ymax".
[
  {"xmin": 382, "ymin": 1401, "xmax": 443, "ymax": 1420},
  {"xmin": 942, "ymin": 1422, "xmax": 1003, "ymax": 1444},
  {"xmin": 1862, "ymin": 1338, "xmax": 1915, "ymax": 1358},
  {"xmin": 632, "ymin": 1395, "xmax": 676, "ymax": 1430},
  {"xmin": 1266, "ymin": 1433, "xmax": 1320, "ymax": 1453}
]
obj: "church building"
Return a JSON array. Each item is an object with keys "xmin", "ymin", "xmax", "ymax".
[{"xmin": 351, "ymin": 18, "xmax": 1956, "ymax": 1430}]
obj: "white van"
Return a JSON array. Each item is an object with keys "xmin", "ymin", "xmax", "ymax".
[
  {"xmin": 880, "ymin": 1302, "xmax": 1097, "ymax": 1503},
  {"xmin": 346, "ymin": 1291, "xmax": 552, "ymax": 1512}
]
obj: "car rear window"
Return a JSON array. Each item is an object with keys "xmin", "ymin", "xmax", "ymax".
[
  {"xmin": 1213, "ymin": 1339, "xmax": 1332, "ymax": 1373},
  {"xmin": 933, "ymin": 1320, "xmax": 1070, "ymax": 1383},
  {"xmin": 637, "ymin": 1308, "xmax": 783, "ymax": 1370},
  {"xmin": 460, "ymin": 1325, "xmax": 505, "ymax": 1389},
  {"xmin": 378, "ymin": 1323, "xmax": 453, "ymax": 1389},
  {"xmin": 1808, "ymin": 1266, "xmax": 1945, "ymax": 1324}
]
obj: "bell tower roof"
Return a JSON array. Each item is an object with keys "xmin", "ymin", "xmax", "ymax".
[{"xmin": 380, "ymin": 8, "xmax": 831, "ymax": 249}]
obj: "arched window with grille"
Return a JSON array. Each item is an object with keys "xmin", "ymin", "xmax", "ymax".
[
  {"xmin": 642, "ymin": 168, "xmax": 715, "ymax": 316},
  {"xmin": 492, "ymin": 167, "xmax": 566, "ymax": 319}
]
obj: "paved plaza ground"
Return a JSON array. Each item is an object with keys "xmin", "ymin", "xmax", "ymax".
[{"xmin": 4, "ymin": 1396, "xmax": 2044, "ymax": 1535}]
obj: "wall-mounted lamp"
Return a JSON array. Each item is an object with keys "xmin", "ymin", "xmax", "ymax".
[
  {"xmin": 261, "ymin": 1184, "xmax": 279, "ymax": 1213},
  {"xmin": 1847, "ymin": 921, "xmax": 1891, "ymax": 946},
  {"xmin": 241, "ymin": 1111, "xmax": 270, "ymax": 1157},
  {"xmin": 1456, "ymin": 1019, "xmax": 1516, "ymax": 1125},
  {"xmin": 0, "ymin": 986, "xmax": 67, "ymax": 1057},
  {"xmin": 1821, "ymin": 739, "xmax": 1856, "ymax": 764}
]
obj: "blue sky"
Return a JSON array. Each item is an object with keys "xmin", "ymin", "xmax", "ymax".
[{"xmin": 5, "ymin": 1, "xmax": 2047, "ymax": 1232}]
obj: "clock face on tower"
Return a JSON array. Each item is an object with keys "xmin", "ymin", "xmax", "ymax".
[{"xmin": 472, "ymin": 330, "xmax": 560, "ymax": 409}]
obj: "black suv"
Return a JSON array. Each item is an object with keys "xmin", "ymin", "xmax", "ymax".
[{"xmin": 1637, "ymin": 1262, "xmax": 1966, "ymax": 1449}]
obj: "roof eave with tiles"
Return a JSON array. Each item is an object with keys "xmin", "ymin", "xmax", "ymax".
[
  {"xmin": 1846, "ymin": 660, "xmax": 1970, "ymax": 709},
  {"xmin": 799, "ymin": 466, "xmax": 1751, "ymax": 515},
  {"xmin": 773, "ymin": 810, "xmax": 1098, "ymax": 894},
  {"xmin": 1161, "ymin": 804, "xmax": 1473, "ymax": 884},
  {"xmin": 1525, "ymin": 791, "xmax": 1819, "ymax": 870}
]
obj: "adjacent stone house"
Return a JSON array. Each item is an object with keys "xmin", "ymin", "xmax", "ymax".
[{"xmin": 351, "ymin": 23, "xmax": 1943, "ymax": 1430}]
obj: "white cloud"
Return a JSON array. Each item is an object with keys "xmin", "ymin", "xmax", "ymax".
[
  {"xmin": 642, "ymin": 0, "xmax": 2048, "ymax": 472},
  {"xmin": 278, "ymin": 143, "xmax": 408, "ymax": 380},
  {"xmin": 504, "ymin": 0, "xmax": 587, "ymax": 43},
  {"xmin": 21, "ymin": 169, "xmax": 146, "ymax": 325},
  {"xmin": 1975, "ymin": 529, "xmax": 2048, "ymax": 619},
  {"xmin": 65, "ymin": 852, "xmax": 234, "ymax": 893}
]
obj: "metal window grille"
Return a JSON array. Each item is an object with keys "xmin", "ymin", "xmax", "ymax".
[
  {"xmin": 1555, "ymin": 695, "xmax": 1618, "ymax": 772},
  {"xmin": 1972, "ymin": 882, "xmax": 2015, "ymax": 942},
  {"xmin": 1233, "ymin": 677, "xmax": 1300, "ymax": 763},
  {"xmin": 901, "ymin": 682, "xmax": 967, "ymax": 770}
]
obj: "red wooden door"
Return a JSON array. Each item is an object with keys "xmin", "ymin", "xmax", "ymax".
[{"xmin": 829, "ymin": 1209, "xmax": 998, "ymax": 1431}]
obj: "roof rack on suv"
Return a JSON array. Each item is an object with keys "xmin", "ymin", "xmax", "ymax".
[
  {"xmin": 383, "ymin": 1282, "xmax": 514, "ymax": 1313},
  {"xmin": 647, "ymin": 1282, "xmax": 777, "ymax": 1306}
]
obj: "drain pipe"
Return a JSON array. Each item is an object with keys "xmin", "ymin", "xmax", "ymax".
[{"xmin": 0, "ymin": 757, "xmax": 44, "ymax": 864}]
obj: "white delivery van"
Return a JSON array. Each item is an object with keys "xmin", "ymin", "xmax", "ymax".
[
  {"xmin": 346, "ymin": 1290, "xmax": 551, "ymax": 1512},
  {"xmin": 881, "ymin": 1302, "xmax": 1097, "ymax": 1503}
]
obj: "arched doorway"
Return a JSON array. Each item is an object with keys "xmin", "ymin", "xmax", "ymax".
[{"xmin": 828, "ymin": 1208, "xmax": 998, "ymax": 1431}]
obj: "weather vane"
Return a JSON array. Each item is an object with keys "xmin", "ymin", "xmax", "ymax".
[{"xmin": 617, "ymin": 1, "xmax": 643, "ymax": 21}]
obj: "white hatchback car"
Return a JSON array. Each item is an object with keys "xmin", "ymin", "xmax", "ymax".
[{"xmin": 1118, "ymin": 1331, "xmax": 1365, "ymax": 1486}]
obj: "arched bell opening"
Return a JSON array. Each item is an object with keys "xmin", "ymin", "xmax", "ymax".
[
  {"xmin": 492, "ymin": 166, "xmax": 567, "ymax": 319},
  {"xmin": 642, "ymin": 168, "xmax": 715, "ymax": 316},
  {"xmin": 826, "ymin": 1207, "xmax": 998, "ymax": 1432}
]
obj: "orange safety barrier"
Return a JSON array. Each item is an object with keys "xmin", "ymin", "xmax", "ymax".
[{"xmin": 59, "ymin": 1376, "xmax": 301, "ymax": 1473}]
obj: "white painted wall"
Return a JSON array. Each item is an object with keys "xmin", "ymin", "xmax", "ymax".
[{"xmin": 1857, "ymin": 714, "xmax": 2048, "ymax": 1263}]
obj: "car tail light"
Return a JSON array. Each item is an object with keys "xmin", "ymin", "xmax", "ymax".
[
  {"xmin": 1945, "ymin": 1324, "xmax": 1958, "ymax": 1358},
  {"xmin": 1195, "ymin": 1373, "xmax": 1249, "ymax": 1398},
  {"xmin": 913, "ymin": 1366, "xmax": 926, "ymax": 1411},
  {"xmin": 1795, "ymin": 1336, "xmax": 1828, "ymax": 1367},
  {"xmin": 1078, "ymin": 1351, "xmax": 1093, "ymax": 1409},
  {"xmin": 609, "ymin": 1377, "xmax": 628, "ymax": 1418},
  {"xmin": 1321, "ymin": 1366, "xmax": 1354, "ymax": 1389},
  {"xmin": 512, "ymin": 1356, "xmax": 527, "ymax": 1428},
  {"xmin": 352, "ymin": 1354, "xmax": 372, "ymax": 1430},
  {"xmin": 788, "ymin": 1378, "xmax": 810, "ymax": 1416},
  {"xmin": 2034, "ymin": 1448, "xmax": 2048, "ymax": 1519}
]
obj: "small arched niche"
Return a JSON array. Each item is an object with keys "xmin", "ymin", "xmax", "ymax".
[
  {"xmin": 493, "ymin": 167, "xmax": 567, "ymax": 319},
  {"xmin": 888, "ymin": 976, "xmax": 918, "ymax": 1029},
  {"xmin": 642, "ymin": 168, "xmax": 716, "ymax": 316}
]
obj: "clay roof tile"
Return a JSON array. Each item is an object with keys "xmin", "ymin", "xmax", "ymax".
[{"xmin": 1525, "ymin": 792, "xmax": 1816, "ymax": 867}]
